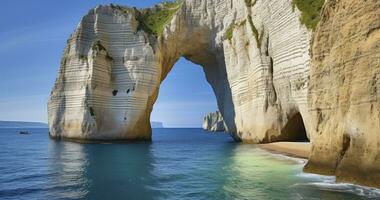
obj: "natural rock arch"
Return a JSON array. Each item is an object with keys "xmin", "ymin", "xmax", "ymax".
[
  {"xmin": 48, "ymin": 0, "xmax": 312, "ymax": 143},
  {"xmin": 47, "ymin": 0, "xmax": 380, "ymax": 189}
]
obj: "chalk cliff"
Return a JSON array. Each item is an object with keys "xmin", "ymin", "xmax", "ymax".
[
  {"xmin": 202, "ymin": 111, "xmax": 228, "ymax": 132},
  {"xmin": 48, "ymin": 0, "xmax": 380, "ymax": 188},
  {"xmin": 304, "ymin": 0, "xmax": 380, "ymax": 188}
]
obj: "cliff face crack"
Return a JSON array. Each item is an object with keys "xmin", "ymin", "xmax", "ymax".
[
  {"xmin": 264, "ymin": 32, "xmax": 278, "ymax": 112},
  {"xmin": 268, "ymin": 57, "xmax": 277, "ymax": 105},
  {"xmin": 335, "ymin": 134, "xmax": 351, "ymax": 170},
  {"xmin": 264, "ymin": 55, "xmax": 277, "ymax": 111},
  {"xmin": 367, "ymin": 24, "xmax": 380, "ymax": 38}
]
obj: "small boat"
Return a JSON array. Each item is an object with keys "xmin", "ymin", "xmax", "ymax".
[{"xmin": 19, "ymin": 131, "xmax": 30, "ymax": 135}]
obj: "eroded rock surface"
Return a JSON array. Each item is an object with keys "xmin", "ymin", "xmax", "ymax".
[
  {"xmin": 49, "ymin": 7, "xmax": 156, "ymax": 140},
  {"xmin": 202, "ymin": 111, "xmax": 228, "ymax": 132},
  {"xmin": 304, "ymin": 0, "xmax": 380, "ymax": 188}
]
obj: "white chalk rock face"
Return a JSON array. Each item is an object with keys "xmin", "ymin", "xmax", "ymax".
[
  {"xmin": 49, "ymin": 0, "xmax": 311, "ymax": 142},
  {"xmin": 222, "ymin": 0, "xmax": 311, "ymax": 142},
  {"xmin": 48, "ymin": 6, "xmax": 158, "ymax": 140},
  {"xmin": 202, "ymin": 111, "xmax": 228, "ymax": 132}
]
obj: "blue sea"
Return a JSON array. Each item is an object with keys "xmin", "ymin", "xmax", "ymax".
[{"xmin": 0, "ymin": 128, "xmax": 379, "ymax": 200}]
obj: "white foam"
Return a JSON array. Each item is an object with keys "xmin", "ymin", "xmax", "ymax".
[
  {"xmin": 293, "ymin": 173, "xmax": 380, "ymax": 198},
  {"xmin": 272, "ymin": 153, "xmax": 307, "ymax": 164},
  {"xmin": 297, "ymin": 172, "xmax": 336, "ymax": 182},
  {"xmin": 259, "ymin": 148, "xmax": 307, "ymax": 164}
]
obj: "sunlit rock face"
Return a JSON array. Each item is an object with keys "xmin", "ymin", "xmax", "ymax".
[
  {"xmin": 49, "ymin": 0, "xmax": 380, "ymax": 188},
  {"xmin": 49, "ymin": 0, "xmax": 311, "ymax": 142},
  {"xmin": 48, "ymin": 7, "xmax": 157, "ymax": 140},
  {"xmin": 304, "ymin": 0, "xmax": 380, "ymax": 188},
  {"xmin": 203, "ymin": 111, "xmax": 228, "ymax": 132},
  {"xmin": 222, "ymin": 0, "xmax": 311, "ymax": 142}
]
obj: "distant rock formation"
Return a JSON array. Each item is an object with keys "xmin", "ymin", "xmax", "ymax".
[
  {"xmin": 151, "ymin": 121, "xmax": 164, "ymax": 128},
  {"xmin": 0, "ymin": 121, "xmax": 48, "ymax": 128},
  {"xmin": 202, "ymin": 111, "xmax": 228, "ymax": 132},
  {"xmin": 48, "ymin": 0, "xmax": 380, "ymax": 188}
]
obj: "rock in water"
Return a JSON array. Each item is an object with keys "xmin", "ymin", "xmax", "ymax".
[
  {"xmin": 203, "ymin": 111, "xmax": 228, "ymax": 132},
  {"xmin": 48, "ymin": 0, "xmax": 380, "ymax": 188},
  {"xmin": 151, "ymin": 121, "xmax": 164, "ymax": 128}
]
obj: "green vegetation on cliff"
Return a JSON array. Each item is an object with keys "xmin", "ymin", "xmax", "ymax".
[
  {"xmin": 225, "ymin": 20, "xmax": 246, "ymax": 41},
  {"xmin": 292, "ymin": 0, "xmax": 325, "ymax": 30},
  {"xmin": 225, "ymin": 24, "xmax": 235, "ymax": 41},
  {"xmin": 248, "ymin": 15, "xmax": 264, "ymax": 48},
  {"xmin": 244, "ymin": 0, "xmax": 257, "ymax": 7},
  {"xmin": 136, "ymin": 1, "xmax": 182, "ymax": 36},
  {"xmin": 91, "ymin": 40, "xmax": 113, "ymax": 60}
]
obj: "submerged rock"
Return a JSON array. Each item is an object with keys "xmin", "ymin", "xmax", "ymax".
[{"xmin": 202, "ymin": 111, "xmax": 228, "ymax": 132}]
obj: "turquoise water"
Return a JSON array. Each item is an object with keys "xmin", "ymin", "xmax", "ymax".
[{"xmin": 0, "ymin": 128, "xmax": 379, "ymax": 200}]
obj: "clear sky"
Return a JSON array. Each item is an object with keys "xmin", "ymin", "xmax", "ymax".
[{"xmin": 0, "ymin": 0, "xmax": 217, "ymax": 127}]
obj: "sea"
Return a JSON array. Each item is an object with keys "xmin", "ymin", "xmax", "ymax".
[{"xmin": 0, "ymin": 128, "xmax": 379, "ymax": 200}]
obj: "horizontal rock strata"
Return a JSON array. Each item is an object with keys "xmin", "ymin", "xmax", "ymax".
[{"xmin": 202, "ymin": 111, "xmax": 228, "ymax": 132}]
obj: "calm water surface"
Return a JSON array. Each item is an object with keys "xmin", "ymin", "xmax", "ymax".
[{"xmin": 0, "ymin": 128, "xmax": 379, "ymax": 200}]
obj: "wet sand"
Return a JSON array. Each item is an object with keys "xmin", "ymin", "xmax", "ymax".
[{"xmin": 259, "ymin": 142, "xmax": 310, "ymax": 159}]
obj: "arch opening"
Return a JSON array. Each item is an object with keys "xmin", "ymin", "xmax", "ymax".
[
  {"xmin": 151, "ymin": 57, "xmax": 219, "ymax": 128},
  {"xmin": 281, "ymin": 112, "xmax": 309, "ymax": 142}
]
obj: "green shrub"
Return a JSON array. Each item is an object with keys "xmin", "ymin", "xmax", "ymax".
[
  {"xmin": 292, "ymin": 0, "xmax": 325, "ymax": 30},
  {"xmin": 244, "ymin": 0, "xmax": 257, "ymax": 7},
  {"xmin": 224, "ymin": 20, "xmax": 246, "ymax": 41},
  {"xmin": 225, "ymin": 23, "xmax": 235, "ymax": 41},
  {"xmin": 136, "ymin": 1, "xmax": 182, "ymax": 36}
]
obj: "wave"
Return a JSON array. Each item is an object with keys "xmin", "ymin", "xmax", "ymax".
[
  {"xmin": 258, "ymin": 148, "xmax": 307, "ymax": 164},
  {"xmin": 4, "ymin": 172, "xmax": 59, "ymax": 183},
  {"xmin": 296, "ymin": 172, "xmax": 336, "ymax": 182},
  {"xmin": 292, "ymin": 173, "xmax": 380, "ymax": 198}
]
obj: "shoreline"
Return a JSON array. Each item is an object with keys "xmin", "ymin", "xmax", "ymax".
[{"xmin": 258, "ymin": 142, "xmax": 310, "ymax": 159}]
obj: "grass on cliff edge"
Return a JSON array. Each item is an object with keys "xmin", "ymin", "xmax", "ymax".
[
  {"xmin": 137, "ymin": 1, "xmax": 182, "ymax": 36},
  {"xmin": 292, "ymin": 0, "xmax": 325, "ymax": 30}
]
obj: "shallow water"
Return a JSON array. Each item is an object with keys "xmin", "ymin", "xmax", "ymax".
[{"xmin": 0, "ymin": 128, "xmax": 379, "ymax": 200}]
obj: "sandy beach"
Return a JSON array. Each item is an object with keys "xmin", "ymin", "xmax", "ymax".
[{"xmin": 259, "ymin": 142, "xmax": 311, "ymax": 159}]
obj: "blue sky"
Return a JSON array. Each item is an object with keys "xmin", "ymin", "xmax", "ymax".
[{"xmin": 0, "ymin": 0, "xmax": 217, "ymax": 127}]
